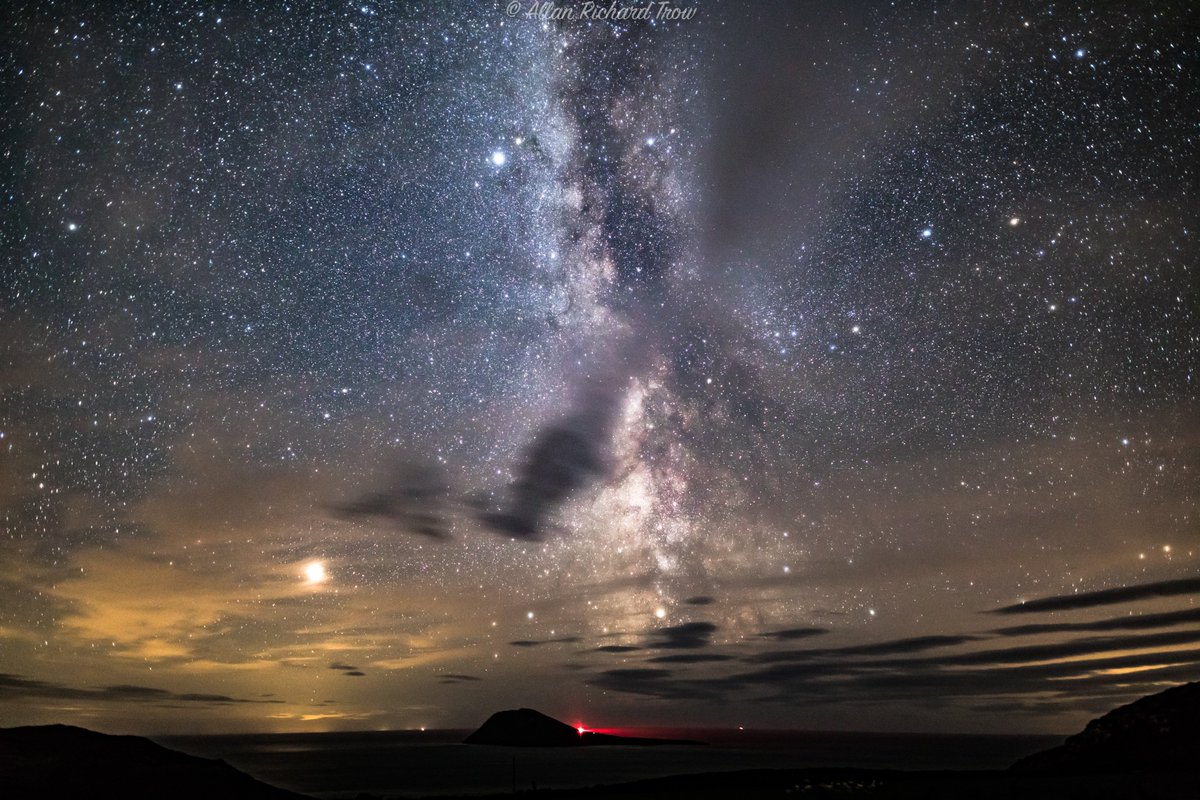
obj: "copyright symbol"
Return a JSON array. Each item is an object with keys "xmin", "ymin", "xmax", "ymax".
[{"xmin": 506, "ymin": 1, "xmax": 521, "ymax": 16}]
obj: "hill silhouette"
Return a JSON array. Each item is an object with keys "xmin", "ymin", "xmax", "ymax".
[
  {"xmin": 0, "ymin": 724, "xmax": 307, "ymax": 799},
  {"xmin": 464, "ymin": 708, "xmax": 704, "ymax": 747},
  {"xmin": 1012, "ymin": 681, "xmax": 1200, "ymax": 773}
]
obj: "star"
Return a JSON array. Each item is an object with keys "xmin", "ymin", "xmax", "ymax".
[{"xmin": 304, "ymin": 561, "xmax": 328, "ymax": 585}]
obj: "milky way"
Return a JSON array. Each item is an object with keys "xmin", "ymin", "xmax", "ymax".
[{"xmin": 2, "ymin": 1, "xmax": 1197, "ymax": 734}]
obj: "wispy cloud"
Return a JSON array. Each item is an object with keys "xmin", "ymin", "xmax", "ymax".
[
  {"xmin": 991, "ymin": 577, "xmax": 1200, "ymax": 615},
  {"xmin": 991, "ymin": 607, "xmax": 1200, "ymax": 636},
  {"xmin": 0, "ymin": 673, "xmax": 284, "ymax": 706}
]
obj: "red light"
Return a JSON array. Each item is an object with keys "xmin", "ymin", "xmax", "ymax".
[{"xmin": 577, "ymin": 725, "xmax": 586, "ymax": 735}]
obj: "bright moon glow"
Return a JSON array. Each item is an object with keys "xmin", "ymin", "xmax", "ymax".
[{"xmin": 304, "ymin": 561, "xmax": 327, "ymax": 584}]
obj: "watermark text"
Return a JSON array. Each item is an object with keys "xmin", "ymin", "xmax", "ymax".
[{"xmin": 506, "ymin": 1, "xmax": 698, "ymax": 22}]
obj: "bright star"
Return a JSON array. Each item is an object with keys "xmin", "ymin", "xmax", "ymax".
[
  {"xmin": 304, "ymin": 561, "xmax": 327, "ymax": 584},
  {"xmin": 491, "ymin": 150, "xmax": 506, "ymax": 166}
]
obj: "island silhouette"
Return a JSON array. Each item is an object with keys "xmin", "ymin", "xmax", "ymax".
[{"xmin": 463, "ymin": 707, "xmax": 706, "ymax": 747}]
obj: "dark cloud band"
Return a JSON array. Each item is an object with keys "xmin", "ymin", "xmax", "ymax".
[{"xmin": 991, "ymin": 577, "xmax": 1200, "ymax": 615}]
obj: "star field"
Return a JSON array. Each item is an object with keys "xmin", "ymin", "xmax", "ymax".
[{"xmin": 1, "ymin": 1, "xmax": 1197, "ymax": 735}]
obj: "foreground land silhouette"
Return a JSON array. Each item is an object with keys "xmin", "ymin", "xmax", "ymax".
[
  {"xmin": 0, "ymin": 723, "xmax": 306, "ymax": 799},
  {"xmin": 2, "ymin": 682, "xmax": 1197, "ymax": 798}
]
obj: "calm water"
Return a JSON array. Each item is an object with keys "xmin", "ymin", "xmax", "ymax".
[{"xmin": 159, "ymin": 728, "xmax": 1062, "ymax": 798}]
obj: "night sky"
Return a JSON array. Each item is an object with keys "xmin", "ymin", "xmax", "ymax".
[{"xmin": 2, "ymin": 1, "xmax": 1197, "ymax": 736}]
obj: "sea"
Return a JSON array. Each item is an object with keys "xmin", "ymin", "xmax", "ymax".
[{"xmin": 158, "ymin": 728, "xmax": 1062, "ymax": 798}]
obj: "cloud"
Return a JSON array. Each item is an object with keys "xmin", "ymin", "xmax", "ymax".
[
  {"xmin": 647, "ymin": 653, "xmax": 735, "ymax": 664},
  {"xmin": 619, "ymin": 645, "xmax": 1200, "ymax": 707},
  {"xmin": 991, "ymin": 607, "xmax": 1200, "ymax": 636},
  {"xmin": 751, "ymin": 629, "xmax": 1200, "ymax": 671},
  {"xmin": 929, "ymin": 628, "xmax": 1200, "ymax": 667},
  {"xmin": 990, "ymin": 576, "xmax": 1200, "ymax": 614},
  {"xmin": 0, "ymin": 673, "xmax": 283, "ymax": 706},
  {"xmin": 343, "ymin": 671, "xmax": 366, "ymax": 677},
  {"xmin": 332, "ymin": 461, "xmax": 451, "ymax": 540},
  {"xmin": 733, "ymin": 631, "xmax": 1200, "ymax": 703},
  {"xmin": 508, "ymin": 636, "xmax": 582, "ymax": 648},
  {"xmin": 438, "ymin": 673, "xmax": 483, "ymax": 685},
  {"xmin": 329, "ymin": 662, "xmax": 358, "ymax": 671},
  {"xmin": 586, "ymin": 668, "xmax": 674, "ymax": 696},
  {"xmin": 586, "ymin": 667, "xmax": 725, "ymax": 701},
  {"xmin": 597, "ymin": 668, "xmax": 672, "ymax": 681},
  {"xmin": 684, "ymin": 596, "xmax": 715, "ymax": 606},
  {"xmin": 481, "ymin": 400, "xmax": 617, "ymax": 540},
  {"xmin": 589, "ymin": 622, "xmax": 719, "ymax": 659},
  {"xmin": 585, "ymin": 607, "xmax": 1200, "ymax": 709},
  {"xmin": 750, "ymin": 634, "xmax": 978, "ymax": 663},
  {"xmin": 743, "ymin": 649, "xmax": 1200, "ymax": 703},
  {"xmin": 759, "ymin": 627, "xmax": 830, "ymax": 641},
  {"xmin": 649, "ymin": 621, "xmax": 718, "ymax": 650}
]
